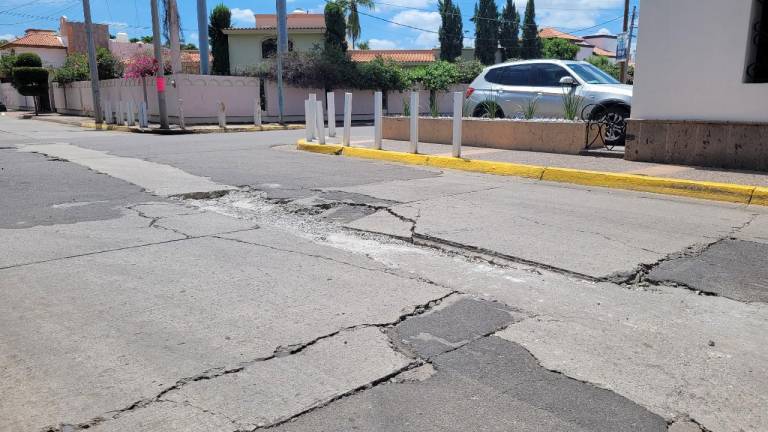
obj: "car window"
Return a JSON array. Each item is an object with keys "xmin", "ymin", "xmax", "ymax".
[
  {"xmin": 484, "ymin": 65, "xmax": 531, "ymax": 86},
  {"xmin": 568, "ymin": 63, "xmax": 620, "ymax": 84},
  {"xmin": 530, "ymin": 64, "xmax": 572, "ymax": 87}
]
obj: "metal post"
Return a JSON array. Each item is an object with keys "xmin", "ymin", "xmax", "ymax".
[
  {"xmin": 82, "ymin": 0, "xmax": 102, "ymax": 123},
  {"xmin": 373, "ymin": 91, "xmax": 382, "ymax": 150},
  {"xmin": 452, "ymin": 92, "xmax": 462, "ymax": 158},
  {"xmin": 342, "ymin": 92, "xmax": 352, "ymax": 147},
  {"xmin": 254, "ymin": 96, "xmax": 262, "ymax": 127},
  {"xmin": 218, "ymin": 101, "xmax": 226, "ymax": 128},
  {"xmin": 327, "ymin": 92, "xmax": 336, "ymax": 137},
  {"xmin": 619, "ymin": 0, "xmax": 630, "ymax": 83},
  {"xmin": 197, "ymin": 0, "xmax": 209, "ymax": 74},
  {"xmin": 409, "ymin": 91, "xmax": 419, "ymax": 154},
  {"xmin": 169, "ymin": 0, "xmax": 182, "ymax": 74},
  {"xmin": 151, "ymin": 0, "xmax": 169, "ymax": 129},
  {"xmin": 276, "ymin": 0, "xmax": 288, "ymax": 124},
  {"xmin": 315, "ymin": 100, "xmax": 325, "ymax": 144}
]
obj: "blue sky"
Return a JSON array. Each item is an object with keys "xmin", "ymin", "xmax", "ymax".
[{"xmin": 0, "ymin": 0, "xmax": 640, "ymax": 49}]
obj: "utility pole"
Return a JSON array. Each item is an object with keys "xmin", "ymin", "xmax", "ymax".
[
  {"xmin": 627, "ymin": 5, "xmax": 637, "ymax": 69},
  {"xmin": 169, "ymin": 0, "xmax": 182, "ymax": 73},
  {"xmin": 82, "ymin": 0, "xmax": 102, "ymax": 123},
  {"xmin": 619, "ymin": 0, "xmax": 630, "ymax": 83},
  {"xmin": 197, "ymin": 0, "xmax": 209, "ymax": 74},
  {"xmin": 150, "ymin": 0, "xmax": 169, "ymax": 129},
  {"xmin": 276, "ymin": 0, "xmax": 288, "ymax": 124}
]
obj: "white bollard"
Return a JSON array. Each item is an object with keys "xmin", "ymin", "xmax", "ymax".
[
  {"xmin": 103, "ymin": 100, "xmax": 111, "ymax": 124},
  {"xmin": 327, "ymin": 91, "xmax": 336, "ymax": 137},
  {"xmin": 308, "ymin": 93, "xmax": 317, "ymax": 140},
  {"xmin": 374, "ymin": 91, "xmax": 383, "ymax": 150},
  {"xmin": 409, "ymin": 91, "xmax": 419, "ymax": 154},
  {"xmin": 342, "ymin": 92, "xmax": 352, "ymax": 147},
  {"xmin": 254, "ymin": 96, "xmax": 262, "ymax": 127},
  {"xmin": 218, "ymin": 101, "xmax": 226, "ymax": 128},
  {"xmin": 315, "ymin": 100, "xmax": 326, "ymax": 144},
  {"xmin": 139, "ymin": 102, "xmax": 148, "ymax": 128},
  {"xmin": 119, "ymin": 101, "xmax": 126, "ymax": 125},
  {"xmin": 127, "ymin": 101, "xmax": 135, "ymax": 126},
  {"xmin": 178, "ymin": 98, "xmax": 186, "ymax": 130},
  {"xmin": 304, "ymin": 100, "xmax": 313, "ymax": 140},
  {"xmin": 452, "ymin": 92, "xmax": 463, "ymax": 158}
]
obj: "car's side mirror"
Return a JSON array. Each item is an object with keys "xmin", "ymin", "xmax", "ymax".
[{"xmin": 559, "ymin": 76, "xmax": 578, "ymax": 87}]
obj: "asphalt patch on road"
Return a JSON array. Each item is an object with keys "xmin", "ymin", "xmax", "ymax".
[{"xmin": 647, "ymin": 239, "xmax": 768, "ymax": 303}]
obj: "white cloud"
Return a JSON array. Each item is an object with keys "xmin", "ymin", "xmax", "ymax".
[
  {"xmin": 389, "ymin": 10, "xmax": 440, "ymax": 48},
  {"xmin": 596, "ymin": 27, "xmax": 612, "ymax": 35},
  {"xmin": 415, "ymin": 32, "xmax": 438, "ymax": 49},
  {"xmin": 230, "ymin": 8, "xmax": 255, "ymax": 26},
  {"xmin": 376, "ymin": 0, "xmax": 433, "ymax": 11},
  {"xmin": 0, "ymin": 34, "xmax": 16, "ymax": 41},
  {"xmin": 511, "ymin": 0, "xmax": 624, "ymax": 32},
  {"xmin": 463, "ymin": 37, "xmax": 475, "ymax": 48},
  {"xmin": 187, "ymin": 32, "xmax": 199, "ymax": 44},
  {"xmin": 368, "ymin": 39, "xmax": 399, "ymax": 49}
]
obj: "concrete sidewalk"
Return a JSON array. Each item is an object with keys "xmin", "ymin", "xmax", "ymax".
[{"xmin": 330, "ymin": 132, "xmax": 768, "ymax": 187}]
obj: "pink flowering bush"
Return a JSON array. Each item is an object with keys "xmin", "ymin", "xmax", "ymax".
[{"xmin": 124, "ymin": 54, "xmax": 160, "ymax": 78}]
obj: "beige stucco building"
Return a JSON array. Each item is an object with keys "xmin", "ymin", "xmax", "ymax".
[{"xmin": 224, "ymin": 13, "xmax": 326, "ymax": 74}]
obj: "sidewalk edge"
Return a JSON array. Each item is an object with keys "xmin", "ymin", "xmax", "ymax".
[{"xmin": 297, "ymin": 140, "xmax": 764, "ymax": 206}]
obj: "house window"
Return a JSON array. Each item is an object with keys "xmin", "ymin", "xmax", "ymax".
[
  {"xmin": 746, "ymin": 0, "xmax": 768, "ymax": 83},
  {"xmin": 261, "ymin": 38, "xmax": 294, "ymax": 59}
]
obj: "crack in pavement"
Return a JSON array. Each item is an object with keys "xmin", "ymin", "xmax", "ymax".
[{"xmin": 45, "ymin": 291, "xmax": 461, "ymax": 432}]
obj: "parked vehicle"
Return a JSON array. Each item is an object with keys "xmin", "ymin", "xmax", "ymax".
[{"xmin": 464, "ymin": 59, "xmax": 633, "ymax": 146}]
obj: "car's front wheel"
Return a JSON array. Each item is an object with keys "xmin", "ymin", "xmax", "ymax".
[{"xmin": 592, "ymin": 105, "xmax": 630, "ymax": 147}]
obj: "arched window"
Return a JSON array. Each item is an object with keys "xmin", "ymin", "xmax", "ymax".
[{"xmin": 261, "ymin": 38, "xmax": 294, "ymax": 59}]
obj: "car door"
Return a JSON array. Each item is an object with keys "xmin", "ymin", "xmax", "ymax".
[
  {"xmin": 495, "ymin": 64, "xmax": 534, "ymax": 118},
  {"xmin": 528, "ymin": 63, "xmax": 575, "ymax": 118}
]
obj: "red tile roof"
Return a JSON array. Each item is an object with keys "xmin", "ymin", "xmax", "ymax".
[
  {"xmin": 593, "ymin": 47, "xmax": 616, "ymax": 57},
  {"xmin": 0, "ymin": 29, "xmax": 65, "ymax": 49},
  {"xmin": 538, "ymin": 27, "xmax": 583, "ymax": 42},
  {"xmin": 246, "ymin": 13, "xmax": 326, "ymax": 30},
  {"xmin": 349, "ymin": 50, "xmax": 436, "ymax": 64}
]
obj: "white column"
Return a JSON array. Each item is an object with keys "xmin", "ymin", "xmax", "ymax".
[
  {"xmin": 409, "ymin": 91, "xmax": 419, "ymax": 154},
  {"xmin": 127, "ymin": 101, "xmax": 135, "ymax": 126},
  {"xmin": 178, "ymin": 98, "xmax": 186, "ymax": 130},
  {"xmin": 374, "ymin": 91, "xmax": 383, "ymax": 150},
  {"xmin": 327, "ymin": 91, "xmax": 336, "ymax": 137},
  {"xmin": 218, "ymin": 101, "xmax": 226, "ymax": 128},
  {"xmin": 315, "ymin": 100, "xmax": 325, "ymax": 144},
  {"xmin": 139, "ymin": 101, "xmax": 148, "ymax": 128},
  {"xmin": 342, "ymin": 92, "xmax": 352, "ymax": 147},
  {"xmin": 254, "ymin": 96, "xmax": 262, "ymax": 127},
  {"xmin": 452, "ymin": 92, "xmax": 463, "ymax": 158},
  {"xmin": 304, "ymin": 100, "xmax": 313, "ymax": 140}
]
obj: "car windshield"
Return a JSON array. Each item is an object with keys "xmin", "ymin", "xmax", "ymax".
[{"xmin": 568, "ymin": 63, "xmax": 620, "ymax": 84}]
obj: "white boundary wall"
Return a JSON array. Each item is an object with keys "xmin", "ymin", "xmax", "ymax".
[{"xmin": 5, "ymin": 75, "xmax": 468, "ymax": 123}]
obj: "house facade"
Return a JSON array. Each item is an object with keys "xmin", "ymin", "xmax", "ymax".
[
  {"xmin": 539, "ymin": 28, "xmax": 617, "ymax": 63},
  {"xmin": 225, "ymin": 13, "xmax": 326, "ymax": 74},
  {"xmin": 626, "ymin": 0, "xmax": 768, "ymax": 171},
  {"xmin": 0, "ymin": 29, "xmax": 67, "ymax": 68}
]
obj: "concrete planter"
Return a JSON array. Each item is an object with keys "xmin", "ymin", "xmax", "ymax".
[{"xmin": 382, "ymin": 116, "xmax": 591, "ymax": 155}]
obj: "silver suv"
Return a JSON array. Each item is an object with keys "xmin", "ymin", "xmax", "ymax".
[{"xmin": 465, "ymin": 59, "xmax": 633, "ymax": 146}]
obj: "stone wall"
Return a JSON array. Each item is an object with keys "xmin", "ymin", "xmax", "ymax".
[{"xmin": 625, "ymin": 120, "xmax": 768, "ymax": 172}]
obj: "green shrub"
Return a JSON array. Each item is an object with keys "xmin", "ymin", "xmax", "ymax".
[
  {"xmin": 53, "ymin": 53, "xmax": 89, "ymax": 83},
  {"xmin": 14, "ymin": 53, "xmax": 42, "ymax": 67},
  {"xmin": 12, "ymin": 66, "xmax": 49, "ymax": 114},
  {"xmin": 542, "ymin": 38, "xmax": 579, "ymax": 60},
  {"xmin": 455, "ymin": 59, "xmax": 483, "ymax": 84},
  {"xmin": 96, "ymin": 47, "xmax": 123, "ymax": 80}
]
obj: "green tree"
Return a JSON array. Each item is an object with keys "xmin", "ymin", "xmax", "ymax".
[
  {"xmin": 498, "ymin": 0, "xmax": 520, "ymax": 61},
  {"xmin": 357, "ymin": 40, "xmax": 370, "ymax": 50},
  {"xmin": 410, "ymin": 60, "xmax": 460, "ymax": 113},
  {"xmin": 129, "ymin": 37, "xmax": 140, "ymax": 43},
  {"xmin": 208, "ymin": 3, "xmax": 231, "ymax": 75},
  {"xmin": 357, "ymin": 56, "xmax": 409, "ymax": 110},
  {"xmin": 586, "ymin": 55, "xmax": 620, "ymax": 79},
  {"xmin": 520, "ymin": 0, "xmax": 541, "ymax": 59},
  {"xmin": 473, "ymin": 0, "xmax": 499, "ymax": 65},
  {"xmin": 541, "ymin": 38, "xmax": 578, "ymax": 60},
  {"xmin": 11, "ymin": 53, "xmax": 48, "ymax": 114},
  {"xmin": 53, "ymin": 53, "xmax": 89, "ymax": 83},
  {"xmin": 438, "ymin": 0, "xmax": 463, "ymax": 62},
  {"xmin": 337, "ymin": 0, "xmax": 375, "ymax": 50},
  {"xmin": 0, "ymin": 53, "xmax": 18, "ymax": 81},
  {"xmin": 141, "ymin": 35, "xmax": 154, "ymax": 43},
  {"xmin": 324, "ymin": 1, "xmax": 348, "ymax": 53},
  {"xmin": 455, "ymin": 58, "xmax": 483, "ymax": 83},
  {"xmin": 96, "ymin": 47, "xmax": 123, "ymax": 79},
  {"xmin": 180, "ymin": 43, "xmax": 198, "ymax": 50}
]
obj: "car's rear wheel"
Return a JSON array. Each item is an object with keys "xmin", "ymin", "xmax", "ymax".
[
  {"xmin": 473, "ymin": 104, "xmax": 505, "ymax": 120},
  {"xmin": 592, "ymin": 105, "xmax": 630, "ymax": 148}
]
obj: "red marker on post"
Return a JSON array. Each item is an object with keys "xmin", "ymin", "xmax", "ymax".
[{"xmin": 156, "ymin": 76, "xmax": 166, "ymax": 93}]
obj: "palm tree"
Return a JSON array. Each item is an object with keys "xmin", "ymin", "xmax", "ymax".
[{"xmin": 337, "ymin": 0, "xmax": 375, "ymax": 50}]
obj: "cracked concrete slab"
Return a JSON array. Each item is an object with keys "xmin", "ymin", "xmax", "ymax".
[
  {"xmin": 346, "ymin": 209, "xmax": 414, "ymax": 239},
  {"xmin": 734, "ymin": 214, "xmax": 768, "ymax": 244},
  {"xmin": 162, "ymin": 327, "xmax": 411, "ymax": 430},
  {"xmin": 153, "ymin": 211, "xmax": 259, "ymax": 237},
  {"xmin": 646, "ymin": 239, "xmax": 768, "ymax": 302},
  {"xmin": 0, "ymin": 234, "xmax": 449, "ymax": 431},
  {"xmin": 390, "ymin": 296, "xmax": 521, "ymax": 359},
  {"xmin": 85, "ymin": 401, "xmax": 237, "ymax": 432},
  {"xmin": 272, "ymin": 337, "xmax": 666, "ymax": 432},
  {"xmin": 18, "ymin": 144, "xmax": 236, "ymax": 196}
]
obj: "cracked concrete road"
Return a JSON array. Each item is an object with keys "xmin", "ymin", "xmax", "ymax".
[{"xmin": 2, "ymin": 117, "xmax": 768, "ymax": 432}]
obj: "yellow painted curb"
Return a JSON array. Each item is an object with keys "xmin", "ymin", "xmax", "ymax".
[
  {"xmin": 751, "ymin": 187, "xmax": 768, "ymax": 206},
  {"xmin": 541, "ymin": 167, "xmax": 756, "ymax": 205},
  {"xmin": 296, "ymin": 139, "xmax": 767, "ymax": 207}
]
